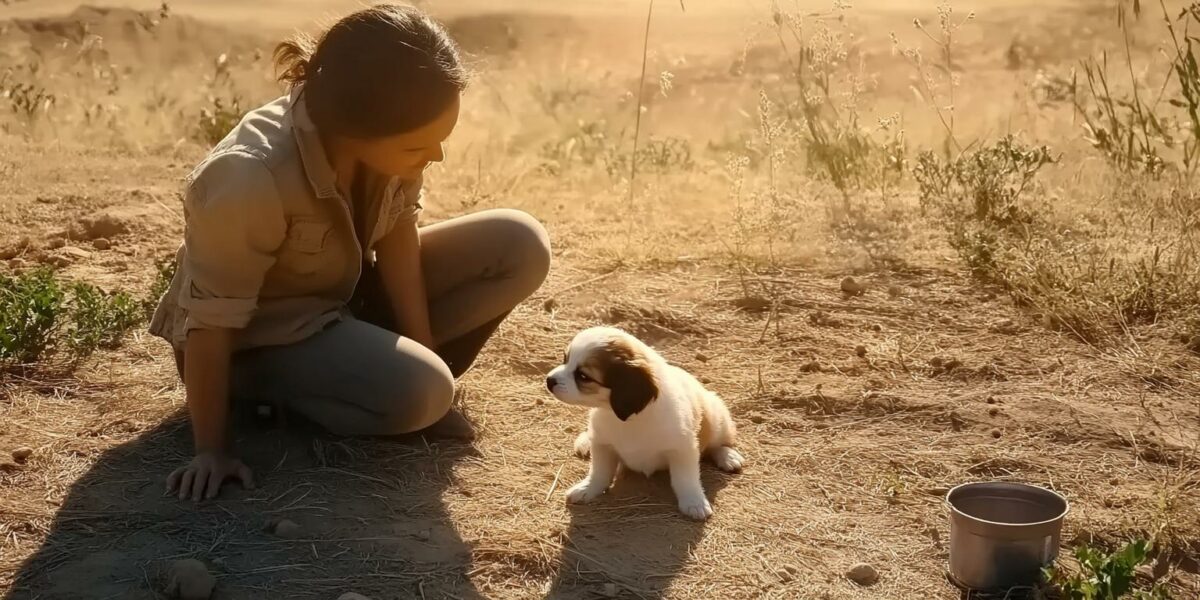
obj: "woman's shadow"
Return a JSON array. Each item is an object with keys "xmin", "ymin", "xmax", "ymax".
[
  {"xmin": 4, "ymin": 411, "xmax": 487, "ymax": 600},
  {"xmin": 544, "ymin": 459, "xmax": 737, "ymax": 599}
]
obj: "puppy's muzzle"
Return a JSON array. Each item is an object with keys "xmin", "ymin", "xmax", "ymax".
[{"xmin": 546, "ymin": 376, "xmax": 558, "ymax": 392}]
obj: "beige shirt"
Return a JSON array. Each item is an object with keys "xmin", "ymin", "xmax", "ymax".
[{"xmin": 149, "ymin": 85, "xmax": 423, "ymax": 350}]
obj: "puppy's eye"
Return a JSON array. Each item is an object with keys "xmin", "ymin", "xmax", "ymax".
[{"xmin": 573, "ymin": 369, "xmax": 592, "ymax": 383}]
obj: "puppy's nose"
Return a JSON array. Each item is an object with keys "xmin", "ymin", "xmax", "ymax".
[{"xmin": 546, "ymin": 376, "xmax": 557, "ymax": 391}]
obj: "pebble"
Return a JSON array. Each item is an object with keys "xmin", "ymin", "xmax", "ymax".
[
  {"xmin": 414, "ymin": 528, "xmax": 431, "ymax": 542},
  {"xmin": 887, "ymin": 284, "xmax": 903, "ymax": 297},
  {"xmin": 846, "ymin": 562, "xmax": 879, "ymax": 586},
  {"xmin": 990, "ymin": 428, "xmax": 1003, "ymax": 439},
  {"xmin": 271, "ymin": 519, "xmax": 303, "ymax": 539},
  {"xmin": 854, "ymin": 345, "xmax": 867, "ymax": 358},
  {"xmin": 166, "ymin": 559, "xmax": 214, "ymax": 600},
  {"xmin": 840, "ymin": 276, "xmax": 866, "ymax": 296},
  {"xmin": 12, "ymin": 447, "xmax": 33, "ymax": 463},
  {"xmin": 92, "ymin": 238, "xmax": 112, "ymax": 250}
]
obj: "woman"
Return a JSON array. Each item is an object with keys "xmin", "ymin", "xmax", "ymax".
[{"xmin": 150, "ymin": 5, "xmax": 551, "ymax": 501}]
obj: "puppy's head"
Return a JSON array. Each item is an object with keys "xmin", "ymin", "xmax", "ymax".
[{"xmin": 546, "ymin": 327, "xmax": 659, "ymax": 421}]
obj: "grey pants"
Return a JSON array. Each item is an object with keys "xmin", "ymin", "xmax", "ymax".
[{"xmin": 178, "ymin": 209, "xmax": 551, "ymax": 436}]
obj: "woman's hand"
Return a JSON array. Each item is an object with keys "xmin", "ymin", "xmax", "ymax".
[{"xmin": 166, "ymin": 452, "xmax": 255, "ymax": 501}]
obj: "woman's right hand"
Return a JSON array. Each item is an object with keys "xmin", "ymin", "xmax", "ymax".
[{"xmin": 166, "ymin": 452, "xmax": 255, "ymax": 501}]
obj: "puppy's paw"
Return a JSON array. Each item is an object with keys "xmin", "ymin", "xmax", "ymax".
[
  {"xmin": 677, "ymin": 494, "xmax": 713, "ymax": 521},
  {"xmin": 711, "ymin": 446, "xmax": 745, "ymax": 473},
  {"xmin": 573, "ymin": 431, "xmax": 592, "ymax": 458},
  {"xmin": 565, "ymin": 480, "xmax": 606, "ymax": 504}
]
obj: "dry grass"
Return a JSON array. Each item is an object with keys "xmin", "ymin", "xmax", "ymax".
[{"xmin": 1, "ymin": 2, "xmax": 1199, "ymax": 599}]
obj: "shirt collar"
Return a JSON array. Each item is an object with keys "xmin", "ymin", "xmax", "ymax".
[{"xmin": 287, "ymin": 84, "xmax": 340, "ymax": 199}]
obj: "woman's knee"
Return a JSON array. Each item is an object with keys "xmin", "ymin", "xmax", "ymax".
[
  {"xmin": 489, "ymin": 209, "xmax": 551, "ymax": 292},
  {"xmin": 375, "ymin": 343, "xmax": 455, "ymax": 434}
]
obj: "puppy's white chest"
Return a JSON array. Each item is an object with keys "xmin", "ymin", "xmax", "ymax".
[{"xmin": 611, "ymin": 437, "xmax": 672, "ymax": 476}]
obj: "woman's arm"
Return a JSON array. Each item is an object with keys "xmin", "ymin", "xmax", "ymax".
[
  {"xmin": 374, "ymin": 219, "xmax": 435, "ymax": 349},
  {"xmin": 184, "ymin": 328, "xmax": 234, "ymax": 453},
  {"xmin": 166, "ymin": 328, "xmax": 255, "ymax": 501}
]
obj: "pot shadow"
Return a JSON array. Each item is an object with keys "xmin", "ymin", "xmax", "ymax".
[
  {"xmin": 4, "ymin": 412, "xmax": 486, "ymax": 600},
  {"xmin": 543, "ymin": 460, "xmax": 737, "ymax": 599}
]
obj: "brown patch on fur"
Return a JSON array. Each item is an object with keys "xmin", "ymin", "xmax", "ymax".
[{"xmin": 592, "ymin": 337, "xmax": 658, "ymax": 420}]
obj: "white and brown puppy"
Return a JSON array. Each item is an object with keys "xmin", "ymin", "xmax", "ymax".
[{"xmin": 545, "ymin": 326, "xmax": 744, "ymax": 520}]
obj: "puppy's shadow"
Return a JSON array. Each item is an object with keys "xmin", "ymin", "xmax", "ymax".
[
  {"xmin": 544, "ymin": 460, "xmax": 737, "ymax": 599},
  {"xmin": 4, "ymin": 412, "xmax": 486, "ymax": 600}
]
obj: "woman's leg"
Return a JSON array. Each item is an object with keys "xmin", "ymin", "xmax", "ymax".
[
  {"xmin": 353, "ymin": 208, "xmax": 551, "ymax": 376},
  {"xmin": 228, "ymin": 319, "xmax": 455, "ymax": 436}
]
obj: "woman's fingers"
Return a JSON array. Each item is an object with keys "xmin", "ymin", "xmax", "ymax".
[
  {"xmin": 178, "ymin": 468, "xmax": 196, "ymax": 500},
  {"xmin": 236, "ymin": 463, "xmax": 256, "ymax": 490},
  {"xmin": 191, "ymin": 465, "xmax": 212, "ymax": 502},
  {"xmin": 205, "ymin": 468, "xmax": 224, "ymax": 500},
  {"xmin": 166, "ymin": 466, "xmax": 185, "ymax": 493}
]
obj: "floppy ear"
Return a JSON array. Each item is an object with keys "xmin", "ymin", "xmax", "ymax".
[{"xmin": 602, "ymin": 342, "xmax": 659, "ymax": 421}]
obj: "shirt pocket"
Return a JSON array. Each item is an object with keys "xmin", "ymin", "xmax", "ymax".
[{"xmin": 278, "ymin": 217, "xmax": 333, "ymax": 276}]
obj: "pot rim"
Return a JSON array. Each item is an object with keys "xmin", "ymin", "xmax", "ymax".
[{"xmin": 945, "ymin": 481, "xmax": 1070, "ymax": 529}]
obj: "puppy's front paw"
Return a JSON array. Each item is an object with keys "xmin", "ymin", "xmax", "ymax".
[
  {"xmin": 573, "ymin": 431, "xmax": 592, "ymax": 458},
  {"xmin": 711, "ymin": 446, "xmax": 745, "ymax": 473},
  {"xmin": 565, "ymin": 480, "xmax": 606, "ymax": 504},
  {"xmin": 678, "ymin": 494, "xmax": 713, "ymax": 521}
]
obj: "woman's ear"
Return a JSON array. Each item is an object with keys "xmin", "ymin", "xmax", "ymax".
[{"xmin": 600, "ymin": 341, "xmax": 658, "ymax": 421}]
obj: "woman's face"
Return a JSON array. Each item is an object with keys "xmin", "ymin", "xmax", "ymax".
[{"xmin": 348, "ymin": 94, "xmax": 461, "ymax": 179}]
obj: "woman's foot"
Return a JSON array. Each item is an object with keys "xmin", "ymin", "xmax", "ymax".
[{"xmin": 418, "ymin": 407, "xmax": 476, "ymax": 441}]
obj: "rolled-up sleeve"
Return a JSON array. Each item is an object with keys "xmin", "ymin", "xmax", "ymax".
[
  {"xmin": 385, "ymin": 175, "xmax": 424, "ymax": 229},
  {"xmin": 179, "ymin": 151, "xmax": 286, "ymax": 332}
]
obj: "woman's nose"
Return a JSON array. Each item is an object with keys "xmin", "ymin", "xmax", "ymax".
[{"xmin": 428, "ymin": 143, "xmax": 445, "ymax": 164}]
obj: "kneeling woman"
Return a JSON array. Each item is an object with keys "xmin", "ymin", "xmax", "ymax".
[{"xmin": 150, "ymin": 4, "xmax": 550, "ymax": 501}]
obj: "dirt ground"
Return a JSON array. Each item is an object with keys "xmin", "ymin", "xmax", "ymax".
[{"xmin": 1, "ymin": 1, "xmax": 1198, "ymax": 599}]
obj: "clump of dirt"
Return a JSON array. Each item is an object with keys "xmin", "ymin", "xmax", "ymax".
[{"xmin": 165, "ymin": 558, "xmax": 214, "ymax": 600}]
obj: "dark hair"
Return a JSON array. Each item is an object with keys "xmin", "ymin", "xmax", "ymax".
[{"xmin": 274, "ymin": 4, "xmax": 466, "ymax": 139}]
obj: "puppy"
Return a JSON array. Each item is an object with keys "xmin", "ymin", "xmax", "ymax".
[{"xmin": 545, "ymin": 326, "xmax": 744, "ymax": 520}]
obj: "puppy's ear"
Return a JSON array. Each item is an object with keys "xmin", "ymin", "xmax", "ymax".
[{"xmin": 600, "ymin": 340, "xmax": 658, "ymax": 421}]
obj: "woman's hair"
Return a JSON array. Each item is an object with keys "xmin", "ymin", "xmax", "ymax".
[{"xmin": 274, "ymin": 4, "xmax": 466, "ymax": 139}]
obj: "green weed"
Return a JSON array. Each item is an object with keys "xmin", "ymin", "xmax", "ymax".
[
  {"xmin": 1045, "ymin": 539, "xmax": 1170, "ymax": 600},
  {"xmin": 0, "ymin": 269, "xmax": 66, "ymax": 364}
]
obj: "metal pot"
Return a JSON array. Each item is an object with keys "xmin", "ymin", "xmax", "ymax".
[{"xmin": 946, "ymin": 481, "xmax": 1070, "ymax": 590}]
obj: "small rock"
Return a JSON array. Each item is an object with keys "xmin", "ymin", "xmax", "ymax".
[
  {"xmin": 887, "ymin": 285, "xmax": 903, "ymax": 298},
  {"xmin": 800, "ymin": 360, "xmax": 821, "ymax": 373},
  {"xmin": 699, "ymin": 376, "xmax": 711, "ymax": 384},
  {"xmin": 846, "ymin": 562, "xmax": 879, "ymax": 586},
  {"xmin": 46, "ymin": 237, "xmax": 66, "ymax": 250},
  {"xmin": 985, "ymin": 396, "xmax": 997, "ymax": 404},
  {"xmin": 542, "ymin": 298, "xmax": 558, "ymax": 312},
  {"xmin": 602, "ymin": 583, "xmax": 619, "ymax": 598},
  {"xmin": 0, "ymin": 461, "xmax": 23, "ymax": 473},
  {"xmin": 414, "ymin": 528, "xmax": 431, "ymax": 542},
  {"xmin": 870, "ymin": 323, "xmax": 883, "ymax": 332},
  {"xmin": 270, "ymin": 519, "xmax": 303, "ymax": 539},
  {"xmin": 92, "ymin": 238, "xmax": 112, "ymax": 250},
  {"xmin": 695, "ymin": 352, "xmax": 709, "ymax": 363},
  {"xmin": 12, "ymin": 447, "xmax": 33, "ymax": 463},
  {"xmin": 7, "ymin": 258, "xmax": 27, "ymax": 270},
  {"xmin": 60, "ymin": 246, "xmax": 91, "ymax": 260},
  {"xmin": 337, "ymin": 594, "xmax": 373, "ymax": 600},
  {"xmin": 1109, "ymin": 477, "xmax": 1120, "ymax": 486},
  {"xmin": 987, "ymin": 407, "xmax": 1000, "ymax": 417},
  {"xmin": 776, "ymin": 568, "xmax": 794, "ymax": 582},
  {"xmin": 841, "ymin": 277, "xmax": 866, "ymax": 296},
  {"xmin": 854, "ymin": 345, "xmax": 867, "ymax": 358},
  {"xmin": 166, "ymin": 559, "xmax": 214, "ymax": 600},
  {"xmin": 990, "ymin": 428, "xmax": 1003, "ymax": 439},
  {"xmin": 749, "ymin": 414, "xmax": 766, "ymax": 424}
]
